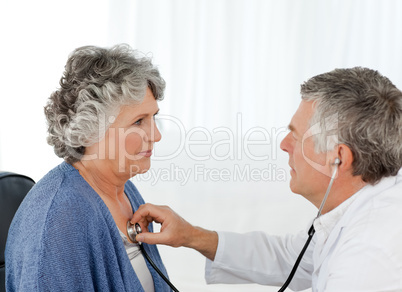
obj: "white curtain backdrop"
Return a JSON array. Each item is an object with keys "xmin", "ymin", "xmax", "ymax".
[{"xmin": 1, "ymin": 1, "xmax": 402, "ymax": 291}]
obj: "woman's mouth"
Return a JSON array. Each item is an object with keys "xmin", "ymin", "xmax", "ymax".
[{"xmin": 138, "ymin": 150, "xmax": 153, "ymax": 157}]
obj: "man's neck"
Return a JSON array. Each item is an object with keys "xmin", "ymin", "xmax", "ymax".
[{"xmin": 320, "ymin": 175, "xmax": 367, "ymax": 215}]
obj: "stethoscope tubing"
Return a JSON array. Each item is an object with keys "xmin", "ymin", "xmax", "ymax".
[
  {"xmin": 139, "ymin": 243, "xmax": 180, "ymax": 292},
  {"xmin": 277, "ymin": 224, "xmax": 315, "ymax": 292},
  {"xmin": 127, "ymin": 221, "xmax": 180, "ymax": 291},
  {"xmin": 278, "ymin": 160, "xmax": 340, "ymax": 291},
  {"xmin": 129, "ymin": 161, "xmax": 340, "ymax": 292}
]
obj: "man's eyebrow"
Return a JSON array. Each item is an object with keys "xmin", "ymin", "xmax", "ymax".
[
  {"xmin": 288, "ymin": 124, "xmax": 299, "ymax": 136},
  {"xmin": 288, "ymin": 124, "xmax": 295, "ymax": 132}
]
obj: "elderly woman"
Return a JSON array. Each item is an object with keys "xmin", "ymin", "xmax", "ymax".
[{"xmin": 6, "ymin": 44, "xmax": 171, "ymax": 291}]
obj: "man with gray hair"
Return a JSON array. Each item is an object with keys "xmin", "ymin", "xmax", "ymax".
[{"xmin": 131, "ymin": 67, "xmax": 402, "ymax": 291}]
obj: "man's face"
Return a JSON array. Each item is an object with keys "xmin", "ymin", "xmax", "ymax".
[{"xmin": 280, "ymin": 100, "xmax": 333, "ymax": 206}]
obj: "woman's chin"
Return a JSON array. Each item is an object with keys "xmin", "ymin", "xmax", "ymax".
[{"xmin": 128, "ymin": 164, "xmax": 151, "ymax": 177}]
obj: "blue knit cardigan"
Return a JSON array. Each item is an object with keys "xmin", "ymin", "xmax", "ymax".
[{"xmin": 6, "ymin": 162, "xmax": 171, "ymax": 291}]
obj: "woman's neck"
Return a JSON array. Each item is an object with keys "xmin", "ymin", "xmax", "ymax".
[
  {"xmin": 73, "ymin": 160, "xmax": 134, "ymax": 240},
  {"xmin": 73, "ymin": 160, "xmax": 126, "ymax": 201}
]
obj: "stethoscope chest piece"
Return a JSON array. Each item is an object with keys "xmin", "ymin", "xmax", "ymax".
[
  {"xmin": 127, "ymin": 221, "xmax": 142, "ymax": 244},
  {"xmin": 126, "ymin": 220, "xmax": 180, "ymax": 291}
]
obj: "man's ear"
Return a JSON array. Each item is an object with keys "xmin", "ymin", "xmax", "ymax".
[{"xmin": 337, "ymin": 144, "xmax": 354, "ymax": 171}]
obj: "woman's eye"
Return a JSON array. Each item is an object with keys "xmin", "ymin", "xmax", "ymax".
[{"xmin": 134, "ymin": 118, "xmax": 143, "ymax": 125}]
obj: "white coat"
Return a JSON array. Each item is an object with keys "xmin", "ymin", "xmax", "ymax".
[{"xmin": 205, "ymin": 169, "xmax": 402, "ymax": 291}]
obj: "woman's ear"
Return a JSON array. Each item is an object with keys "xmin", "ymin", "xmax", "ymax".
[{"xmin": 337, "ymin": 144, "xmax": 354, "ymax": 171}]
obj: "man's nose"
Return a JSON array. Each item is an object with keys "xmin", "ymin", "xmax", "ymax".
[{"xmin": 280, "ymin": 132, "xmax": 292, "ymax": 154}]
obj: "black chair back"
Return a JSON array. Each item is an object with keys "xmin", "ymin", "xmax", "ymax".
[{"xmin": 0, "ymin": 172, "xmax": 35, "ymax": 292}]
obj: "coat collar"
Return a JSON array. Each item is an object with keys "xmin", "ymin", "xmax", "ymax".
[{"xmin": 312, "ymin": 170, "xmax": 401, "ymax": 272}]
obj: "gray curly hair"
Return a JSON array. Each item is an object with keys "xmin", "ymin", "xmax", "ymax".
[
  {"xmin": 301, "ymin": 67, "xmax": 402, "ymax": 184},
  {"xmin": 44, "ymin": 44, "xmax": 165, "ymax": 164}
]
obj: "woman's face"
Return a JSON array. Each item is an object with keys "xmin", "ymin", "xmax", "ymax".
[{"xmin": 88, "ymin": 87, "xmax": 161, "ymax": 178}]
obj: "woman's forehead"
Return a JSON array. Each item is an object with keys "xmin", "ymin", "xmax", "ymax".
[{"xmin": 115, "ymin": 90, "xmax": 159, "ymax": 121}]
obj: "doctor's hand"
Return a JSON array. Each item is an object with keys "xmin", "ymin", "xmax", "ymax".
[
  {"xmin": 131, "ymin": 203, "xmax": 192, "ymax": 247},
  {"xmin": 131, "ymin": 203, "xmax": 218, "ymax": 261}
]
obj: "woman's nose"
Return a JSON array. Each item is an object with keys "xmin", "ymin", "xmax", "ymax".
[
  {"xmin": 153, "ymin": 123, "xmax": 162, "ymax": 142},
  {"xmin": 145, "ymin": 119, "xmax": 162, "ymax": 143}
]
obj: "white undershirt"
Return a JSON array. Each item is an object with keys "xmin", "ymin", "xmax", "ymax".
[
  {"xmin": 119, "ymin": 230, "xmax": 155, "ymax": 292},
  {"xmin": 313, "ymin": 194, "xmax": 358, "ymax": 252}
]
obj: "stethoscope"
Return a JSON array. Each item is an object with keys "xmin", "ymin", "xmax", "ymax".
[
  {"xmin": 127, "ymin": 221, "xmax": 180, "ymax": 292},
  {"xmin": 278, "ymin": 158, "xmax": 340, "ymax": 291},
  {"xmin": 127, "ymin": 158, "xmax": 340, "ymax": 292}
]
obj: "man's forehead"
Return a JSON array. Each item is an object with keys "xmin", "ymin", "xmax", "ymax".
[{"xmin": 289, "ymin": 101, "xmax": 315, "ymax": 134}]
